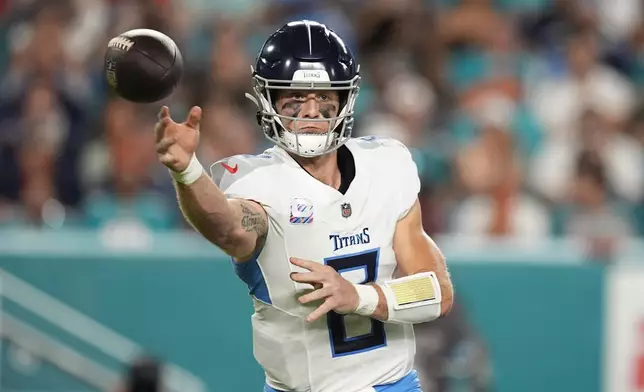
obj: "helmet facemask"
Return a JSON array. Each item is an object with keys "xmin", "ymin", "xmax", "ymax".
[{"xmin": 246, "ymin": 67, "xmax": 361, "ymax": 157}]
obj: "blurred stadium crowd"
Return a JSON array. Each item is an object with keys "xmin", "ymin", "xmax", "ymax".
[{"xmin": 1, "ymin": 0, "xmax": 643, "ymax": 254}]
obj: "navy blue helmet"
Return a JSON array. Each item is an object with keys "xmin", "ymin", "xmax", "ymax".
[{"xmin": 246, "ymin": 20, "xmax": 361, "ymax": 157}]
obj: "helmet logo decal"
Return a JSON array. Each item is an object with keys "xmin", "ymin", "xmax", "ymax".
[{"xmin": 292, "ymin": 70, "xmax": 330, "ymax": 82}]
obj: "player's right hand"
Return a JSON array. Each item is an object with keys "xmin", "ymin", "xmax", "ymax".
[{"xmin": 155, "ymin": 106, "xmax": 201, "ymax": 173}]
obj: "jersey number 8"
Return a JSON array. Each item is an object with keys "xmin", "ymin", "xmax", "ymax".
[{"xmin": 324, "ymin": 249, "xmax": 386, "ymax": 357}]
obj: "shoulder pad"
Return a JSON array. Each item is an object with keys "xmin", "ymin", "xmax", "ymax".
[
  {"xmin": 209, "ymin": 151, "xmax": 277, "ymax": 192},
  {"xmin": 351, "ymin": 136, "xmax": 408, "ymax": 151},
  {"xmin": 351, "ymin": 137, "xmax": 419, "ymax": 220}
]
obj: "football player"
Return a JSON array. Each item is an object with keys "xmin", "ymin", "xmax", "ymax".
[{"xmin": 155, "ymin": 20, "xmax": 453, "ymax": 392}]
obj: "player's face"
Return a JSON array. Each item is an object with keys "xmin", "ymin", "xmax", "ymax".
[{"xmin": 274, "ymin": 90, "xmax": 340, "ymax": 133}]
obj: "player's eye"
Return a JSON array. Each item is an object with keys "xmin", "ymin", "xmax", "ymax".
[{"xmin": 318, "ymin": 94, "xmax": 330, "ymax": 101}]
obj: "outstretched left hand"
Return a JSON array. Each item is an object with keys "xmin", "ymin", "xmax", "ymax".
[{"xmin": 290, "ymin": 257, "xmax": 359, "ymax": 323}]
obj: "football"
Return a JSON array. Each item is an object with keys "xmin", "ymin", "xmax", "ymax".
[{"xmin": 104, "ymin": 29, "xmax": 183, "ymax": 103}]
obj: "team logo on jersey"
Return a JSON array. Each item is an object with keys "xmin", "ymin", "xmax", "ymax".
[
  {"xmin": 290, "ymin": 198, "xmax": 314, "ymax": 224},
  {"xmin": 329, "ymin": 228, "xmax": 370, "ymax": 252},
  {"xmin": 341, "ymin": 202, "xmax": 352, "ymax": 218}
]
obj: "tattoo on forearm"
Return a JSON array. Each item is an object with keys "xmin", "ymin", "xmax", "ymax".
[{"xmin": 240, "ymin": 202, "xmax": 267, "ymax": 236}]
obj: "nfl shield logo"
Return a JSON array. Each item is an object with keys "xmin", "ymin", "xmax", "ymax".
[{"xmin": 341, "ymin": 202, "xmax": 352, "ymax": 218}]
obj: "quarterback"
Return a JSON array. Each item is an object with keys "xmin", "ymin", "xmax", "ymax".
[{"xmin": 155, "ymin": 20, "xmax": 453, "ymax": 392}]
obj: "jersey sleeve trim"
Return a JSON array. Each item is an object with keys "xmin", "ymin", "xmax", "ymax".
[
  {"xmin": 395, "ymin": 143, "xmax": 421, "ymax": 221},
  {"xmin": 231, "ymin": 247, "xmax": 272, "ymax": 305},
  {"xmin": 398, "ymin": 201, "xmax": 416, "ymax": 221}
]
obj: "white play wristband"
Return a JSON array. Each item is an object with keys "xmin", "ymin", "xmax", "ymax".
[
  {"xmin": 170, "ymin": 154, "xmax": 204, "ymax": 185},
  {"xmin": 353, "ymin": 284, "xmax": 379, "ymax": 317}
]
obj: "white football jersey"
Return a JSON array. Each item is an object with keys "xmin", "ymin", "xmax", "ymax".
[{"xmin": 211, "ymin": 136, "xmax": 421, "ymax": 392}]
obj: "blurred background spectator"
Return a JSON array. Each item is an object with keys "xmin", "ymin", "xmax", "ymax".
[{"xmin": 1, "ymin": 0, "xmax": 643, "ymax": 257}]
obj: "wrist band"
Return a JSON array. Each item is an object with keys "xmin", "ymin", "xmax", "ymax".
[
  {"xmin": 352, "ymin": 283, "xmax": 379, "ymax": 317},
  {"xmin": 170, "ymin": 154, "xmax": 204, "ymax": 185}
]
